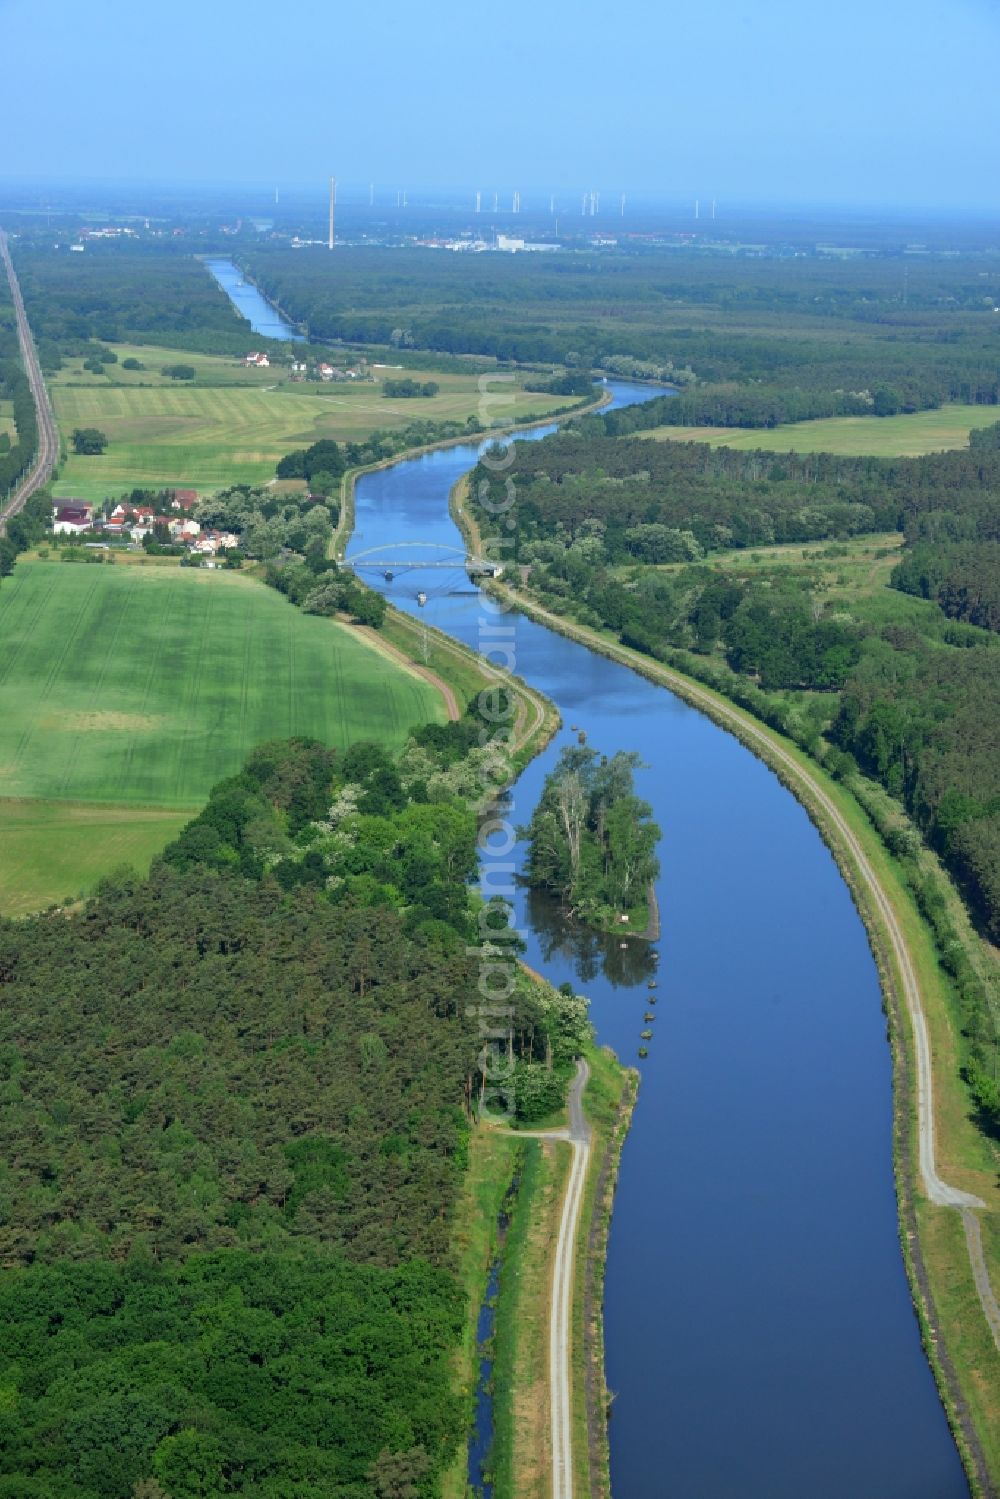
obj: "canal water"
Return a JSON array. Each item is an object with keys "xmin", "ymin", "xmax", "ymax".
[
  {"xmin": 214, "ymin": 266, "xmax": 967, "ymax": 1495},
  {"xmin": 204, "ymin": 258, "xmax": 304, "ymax": 342},
  {"xmin": 346, "ymin": 391, "xmax": 968, "ymax": 1499}
]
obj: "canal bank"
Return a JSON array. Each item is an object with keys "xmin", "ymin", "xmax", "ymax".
[
  {"xmin": 345, "ymin": 382, "xmax": 970, "ymax": 1498},
  {"xmin": 473, "ymin": 582, "xmax": 998, "ymax": 1494}
]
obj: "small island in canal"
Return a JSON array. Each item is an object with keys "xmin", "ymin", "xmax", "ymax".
[{"xmin": 522, "ymin": 745, "xmax": 661, "ymax": 936}]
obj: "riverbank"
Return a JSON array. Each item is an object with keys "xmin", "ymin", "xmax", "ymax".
[{"xmin": 473, "ymin": 579, "xmax": 1000, "ymax": 1495}]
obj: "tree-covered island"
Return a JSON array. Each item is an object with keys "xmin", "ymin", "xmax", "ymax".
[{"xmin": 523, "ymin": 746, "xmax": 661, "ymax": 934}]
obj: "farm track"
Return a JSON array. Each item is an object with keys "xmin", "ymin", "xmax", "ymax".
[
  {"xmin": 499, "ymin": 1058, "xmax": 591, "ymax": 1499},
  {"xmin": 0, "ymin": 231, "xmax": 59, "ymax": 533}
]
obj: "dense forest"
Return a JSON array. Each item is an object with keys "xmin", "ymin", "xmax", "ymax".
[
  {"xmin": 10, "ymin": 241, "xmax": 253, "ymax": 361},
  {"xmin": 523, "ymin": 747, "xmax": 661, "ymax": 930},
  {"xmin": 0, "ymin": 726, "xmax": 592, "ymax": 1496},
  {"xmin": 470, "ymin": 420, "xmax": 1000, "ymax": 560},
  {"xmin": 240, "ymin": 246, "xmax": 1000, "ymax": 418}
]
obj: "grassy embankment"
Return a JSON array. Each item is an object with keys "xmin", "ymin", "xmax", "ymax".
[
  {"xmin": 49, "ymin": 346, "xmax": 578, "ymax": 501},
  {"xmin": 442, "ymin": 1039, "xmax": 634, "ymax": 1499},
  {"xmin": 636, "ymin": 402, "xmax": 1000, "ymax": 456}
]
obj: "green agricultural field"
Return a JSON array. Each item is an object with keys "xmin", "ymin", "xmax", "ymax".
[
  {"xmin": 636, "ymin": 403, "xmax": 1000, "ymax": 457},
  {"xmin": 50, "ymin": 365, "xmax": 575, "ymax": 500},
  {"xmin": 0, "ymin": 562, "xmax": 444, "ymax": 810},
  {"xmin": 48, "ymin": 343, "xmax": 281, "ymax": 391},
  {"xmin": 0, "ymin": 800, "xmax": 191, "ymax": 915}
]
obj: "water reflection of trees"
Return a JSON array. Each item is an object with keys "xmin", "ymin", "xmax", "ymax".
[{"xmin": 526, "ymin": 887, "xmax": 657, "ymax": 989}]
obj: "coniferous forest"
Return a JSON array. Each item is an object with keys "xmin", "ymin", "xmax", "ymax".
[{"xmin": 0, "ymin": 732, "xmax": 590, "ymax": 1497}]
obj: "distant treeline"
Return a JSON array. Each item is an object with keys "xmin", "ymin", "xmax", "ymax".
[
  {"xmin": 471, "ymin": 421, "xmax": 1000, "ymax": 559},
  {"xmin": 11, "ymin": 242, "xmax": 253, "ymax": 359},
  {"xmin": 240, "ymin": 246, "xmax": 1000, "ymax": 417}
]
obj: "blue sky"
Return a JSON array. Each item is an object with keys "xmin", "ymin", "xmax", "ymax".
[{"xmin": 2, "ymin": 0, "xmax": 998, "ymax": 208}]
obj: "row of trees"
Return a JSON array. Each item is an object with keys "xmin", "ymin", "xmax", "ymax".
[
  {"xmin": 382, "ymin": 377, "xmax": 439, "ymax": 398},
  {"xmin": 0, "ymin": 316, "xmax": 40, "ymax": 499}
]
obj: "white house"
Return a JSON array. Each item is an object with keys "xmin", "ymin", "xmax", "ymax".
[
  {"xmin": 244, "ymin": 352, "xmax": 270, "ymax": 368},
  {"xmin": 52, "ymin": 503, "xmax": 93, "ymax": 535}
]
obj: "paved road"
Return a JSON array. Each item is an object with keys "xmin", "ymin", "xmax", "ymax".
[{"xmin": 0, "ymin": 230, "xmax": 59, "ymax": 534}]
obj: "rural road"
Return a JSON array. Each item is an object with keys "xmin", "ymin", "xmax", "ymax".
[
  {"xmin": 515, "ymin": 1056, "xmax": 592, "ymax": 1499},
  {"xmin": 0, "ymin": 230, "xmax": 59, "ymax": 533},
  {"xmin": 550, "ymin": 1057, "xmax": 591, "ymax": 1499},
  {"xmin": 353, "ymin": 622, "xmax": 461, "ymax": 721}
]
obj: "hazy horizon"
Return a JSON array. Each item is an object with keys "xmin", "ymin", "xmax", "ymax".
[{"xmin": 2, "ymin": 0, "xmax": 998, "ymax": 212}]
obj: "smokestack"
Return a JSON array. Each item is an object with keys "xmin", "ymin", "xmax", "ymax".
[{"xmin": 328, "ymin": 176, "xmax": 336, "ymax": 250}]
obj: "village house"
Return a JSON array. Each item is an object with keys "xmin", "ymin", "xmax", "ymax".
[
  {"xmin": 52, "ymin": 503, "xmax": 93, "ymax": 535},
  {"xmin": 170, "ymin": 490, "xmax": 199, "ymax": 511},
  {"xmin": 244, "ymin": 352, "xmax": 270, "ymax": 368},
  {"xmin": 190, "ymin": 529, "xmax": 240, "ymax": 557}
]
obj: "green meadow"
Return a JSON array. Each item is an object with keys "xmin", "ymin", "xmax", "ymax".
[
  {"xmin": 637, "ymin": 402, "xmax": 999, "ymax": 457},
  {"xmin": 0, "ymin": 563, "xmax": 444, "ymax": 807},
  {"xmin": 0, "ymin": 800, "xmax": 191, "ymax": 915},
  {"xmin": 0, "ymin": 563, "xmax": 445, "ymax": 909},
  {"xmin": 50, "ymin": 350, "xmax": 574, "ymax": 500}
]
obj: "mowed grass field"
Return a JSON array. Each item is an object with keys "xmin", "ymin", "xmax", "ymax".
[
  {"xmin": 0, "ymin": 563, "xmax": 444, "ymax": 808},
  {"xmin": 636, "ymin": 403, "xmax": 1000, "ymax": 457},
  {"xmin": 51, "ymin": 354, "xmax": 575, "ymax": 500},
  {"xmin": 0, "ymin": 801, "xmax": 191, "ymax": 915},
  {"xmin": 49, "ymin": 343, "xmax": 282, "ymax": 392}
]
